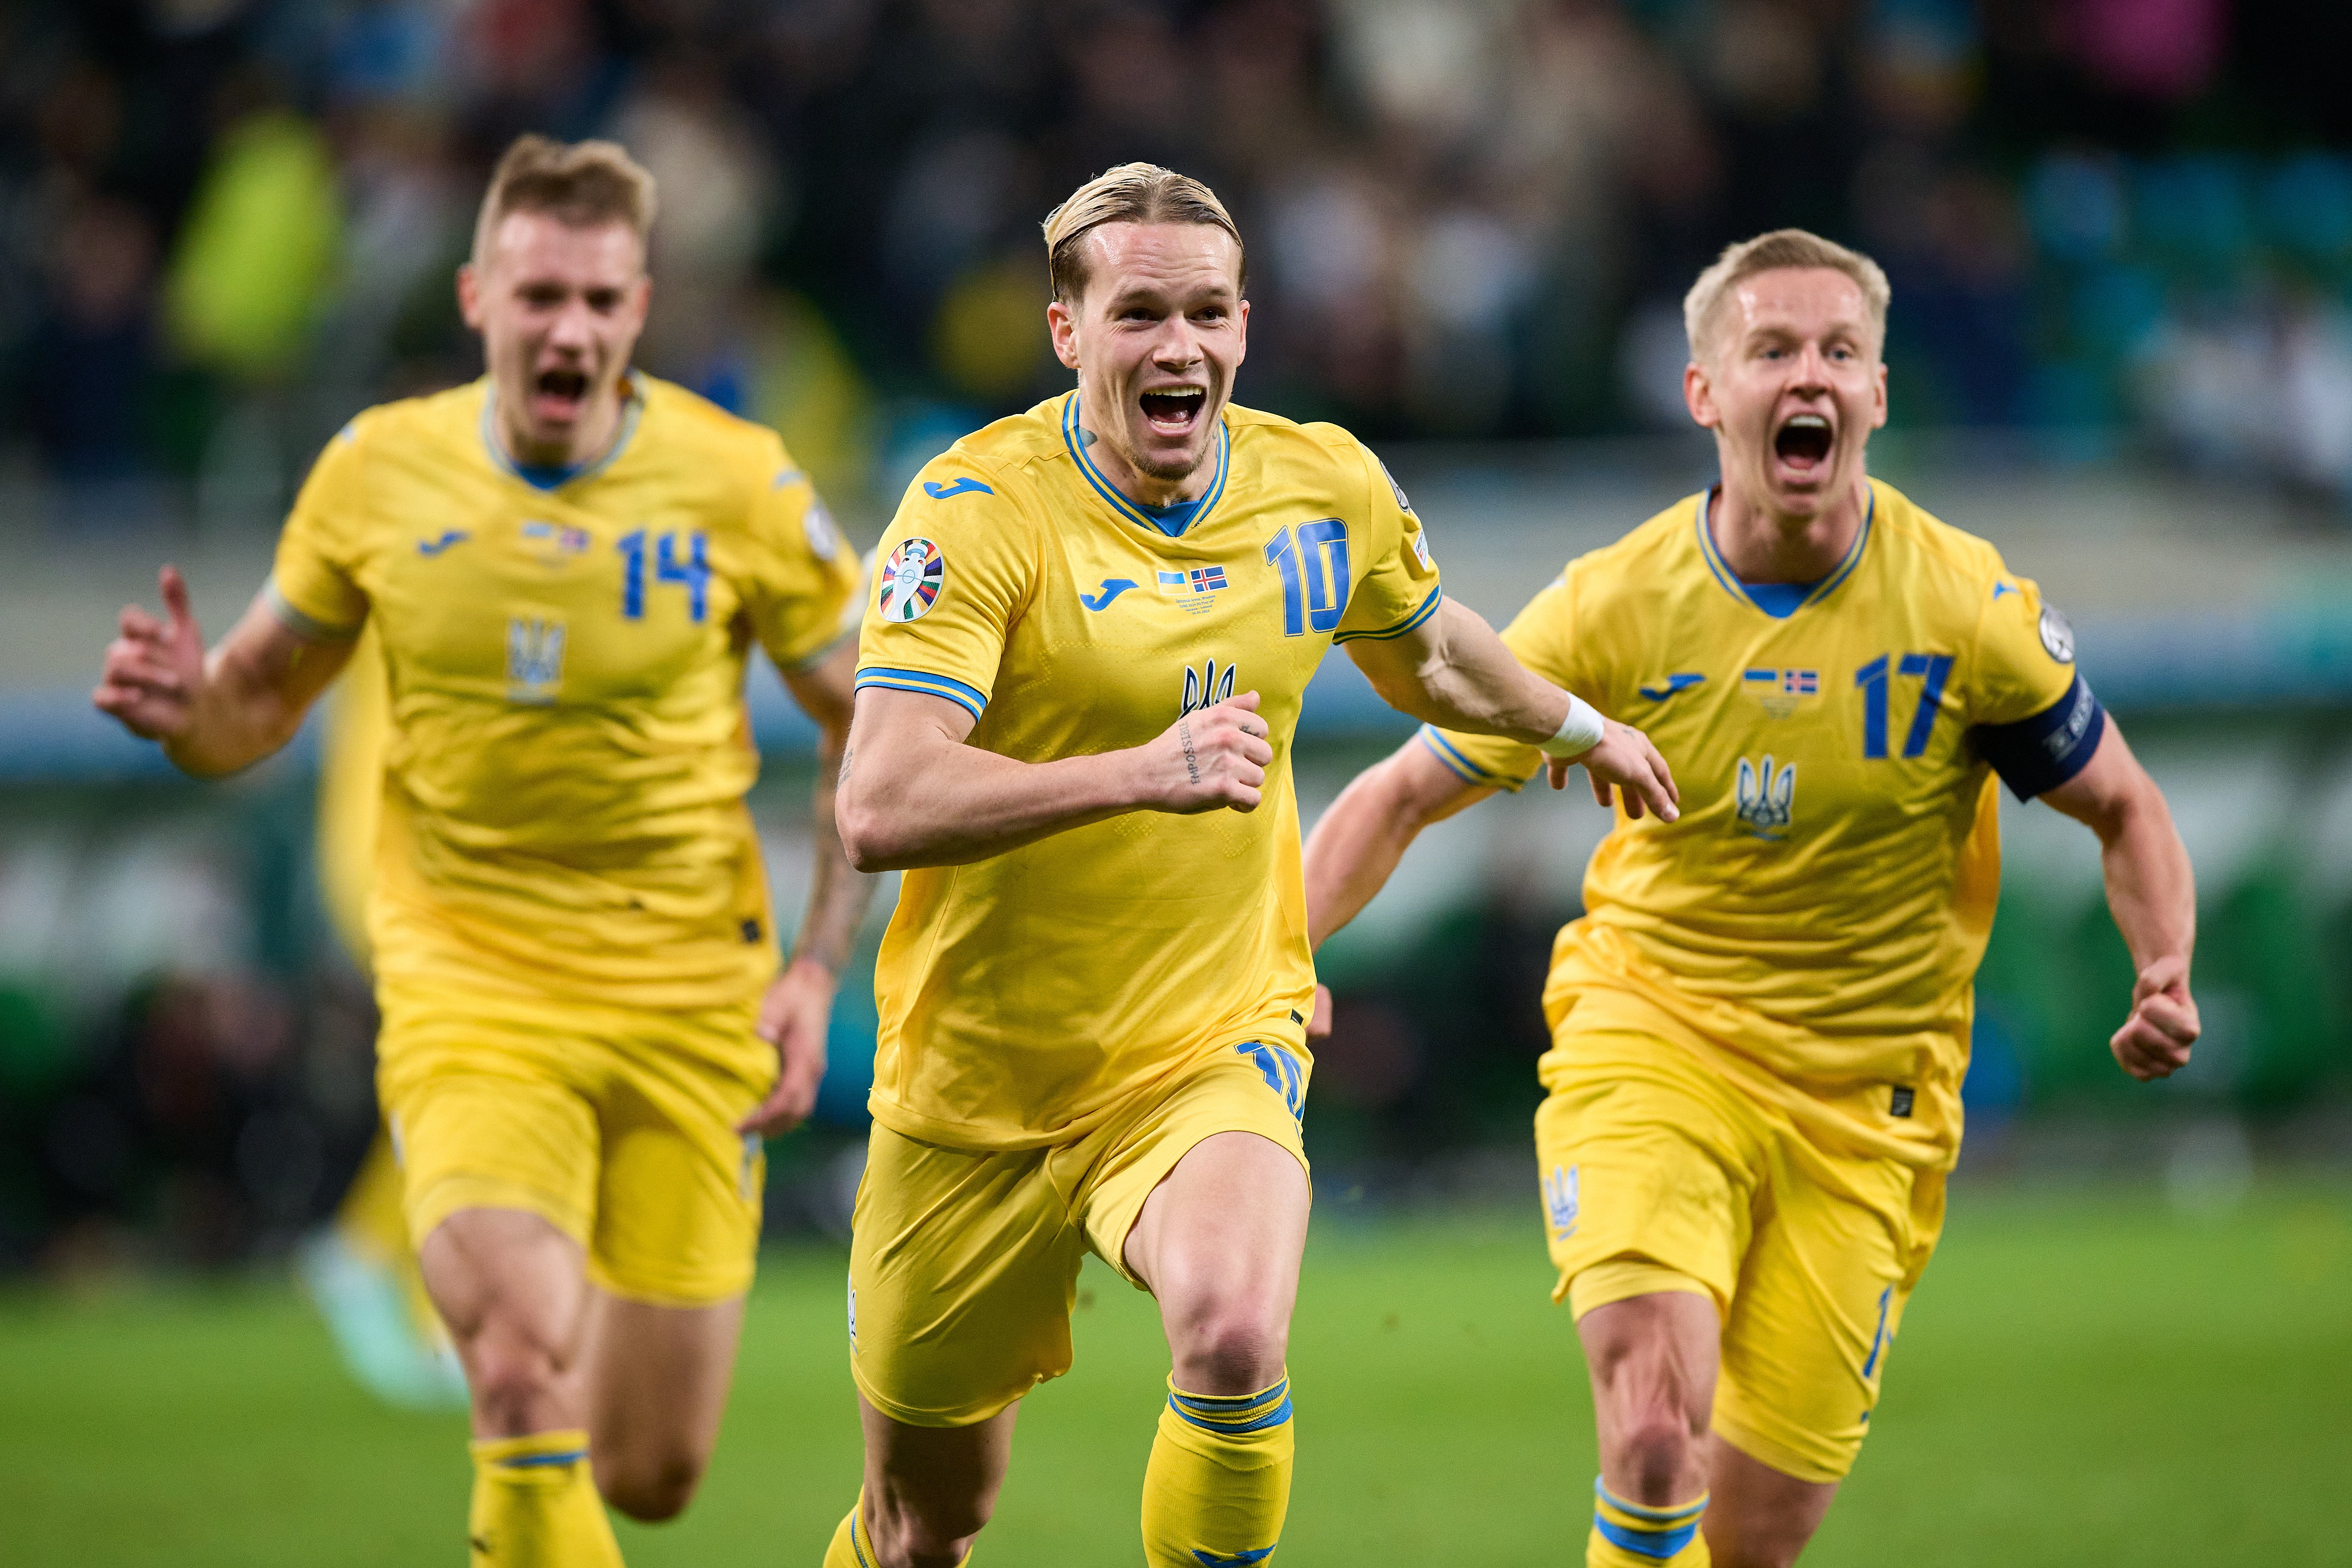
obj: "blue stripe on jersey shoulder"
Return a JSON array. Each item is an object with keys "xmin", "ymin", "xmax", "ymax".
[
  {"xmin": 853, "ymin": 666, "xmax": 988, "ymax": 721},
  {"xmin": 1332, "ymin": 584, "xmax": 1443, "ymax": 643}
]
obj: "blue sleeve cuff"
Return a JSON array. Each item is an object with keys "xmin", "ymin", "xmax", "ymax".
[
  {"xmin": 1415, "ymin": 724, "xmax": 1530, "ymax": 792},
  {"xmin": 1333, "ymin": 584, "xmax": 1443, "ymax": 643},
  {"xmin": 1971, "ymin": 674, "xmax": 2104, "ymax": 799},
  {"xmin": 853, "ymin": 666, "xmax": 988, "ymax": 722}
]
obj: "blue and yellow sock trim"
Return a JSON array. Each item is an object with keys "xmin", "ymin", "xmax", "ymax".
[
  {"xmin": 1166, "ymin": 1375, "xmax": 1294, "ymax": 1436},
  {"xmin": 1593, "ymin": 1480, "xmax": 1707, "ymax": 1560},
  {"xmin": 471, "ymin": 1429, "xmax": 591, "ymax": 1471}
]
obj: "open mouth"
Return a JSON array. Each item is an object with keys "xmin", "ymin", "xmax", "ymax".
[
  {"xmin": 1138, "ymin": 387, "xmax": 1206, "ymax": 437},
  {"xmin": 1774, "ymin": 413, "xmax": 1833, "ymax": 472},
  {"xmin": 534, "ymin": 367, "xmax": 590, "ymax": 411}
]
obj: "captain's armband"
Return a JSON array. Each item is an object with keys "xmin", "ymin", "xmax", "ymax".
[{"xmin": 1971, "ymin": 674, "xmax": 2104, "ymax": 799}]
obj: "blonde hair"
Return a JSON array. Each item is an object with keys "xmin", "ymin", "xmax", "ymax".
[
  {"xmin": 471, "ymin": 135, "xmax": 657, "ymax": 268},
  {"xmin": 1041, "ymin": 162, "xmax": 1245, "ymax": 304},
  {"xmin": 1683, "ymin": 229, "xmax": 1890, "ymax": 363}
]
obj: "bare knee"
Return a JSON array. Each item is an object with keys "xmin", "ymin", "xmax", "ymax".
[
  {"xmin": 1579, "ymin": 1293, "xmax": 1718, "ymax": 1505},
  {"xmin": 1613, "ymin": 1407, "xmax": 1708, "ymax": 1500},
  {"xmin": 594, "ymin": 1445, "xmax": 708, "ymax": 1523},
  {"xmin": 1169, "ymin": 1291, "xmax": 1289, "ymax": 1394},
  {"xmin": 465, "ymin": 1321, "xmax": 572, "ymax": 1436},
  {"xmin": 867, "ymin": 1486, "xmax": 995, "ymax": 1568},
  {"xmin": 421, "ymin": 1210, "xmax": 588, "ymax": 1438}
]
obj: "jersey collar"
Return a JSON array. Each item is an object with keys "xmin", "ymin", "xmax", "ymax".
[
  {"xmin": 480, "ymin": 373, "xmax": 645, "ymax": 492},
  {"xmin": 1061, "ymin": 393, "xmax": 1230, "ymax": 538},
  {"xmin": 1695, "ymin": 482, "xmax": 1873, "ymax": 619}
]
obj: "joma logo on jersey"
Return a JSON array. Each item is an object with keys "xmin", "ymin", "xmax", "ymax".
[
  {"xmin": 506, "ymin": 616, "xmax": 566, "ymax": 704},
  {"xmin": 1735, "ymin": 754, "xmax": 1796, "ymax": 839},
  {"xmin": 1180, "ymin": 658, "xmax": 1238, "ymax": 716}
]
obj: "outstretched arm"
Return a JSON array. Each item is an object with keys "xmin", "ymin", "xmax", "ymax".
[
  {"xmin": 1344, "ymin": 596, "xmax": 1678, "ymax": 821},
  {"xmin": 1298, "ymin": 736, "xmax": 1493, "ymax": 1039},
  {"xmin": 739, "ymin": 641, "xmax": 879, "ymax": 1137},
  {"xmin": 1305, "ymin": 736, "xmax": 1492, "ymax": 949},
  {"xmin": 93, "ymin": 566, "xmax": 354, "ymax": 777},
  {"xmin": 2038, "ymin": 720, "xmax": 2199, "ymax": 1081},
  {"xmin": 834, "ymin": 683, "xmax": 1274, "ymax": 873}
]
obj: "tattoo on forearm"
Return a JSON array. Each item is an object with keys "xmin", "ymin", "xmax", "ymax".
[
  {"xmin": 836, "ymin": 745, "xmax": 853, "ymax": 783},
  {"xmin": 1178, "ymin": 717, "xmax": 1201, "ymax": 786}
]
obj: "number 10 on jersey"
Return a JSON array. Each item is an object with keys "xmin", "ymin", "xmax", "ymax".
[{"xmin": 1265, "ymin": 519, "xmax": 1350, "ymax": 636}]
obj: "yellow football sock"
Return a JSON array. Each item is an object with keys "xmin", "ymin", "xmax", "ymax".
[
  {"xmin": 1141, "ymin": 1373, "xmax": 1294, "ymax": 1567},
  {"xmin": 468, "ymin": 1430, "xmax": 624, "ymax": 1567},
  {"xmin": 1589, "ymin": 1479, "xmax": 1709, "ymax": 1566}
]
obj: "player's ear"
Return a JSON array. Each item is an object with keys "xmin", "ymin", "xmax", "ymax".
[
  {"xmin": 1870, "ymin": 357, "xmax": 1889, "ymax": 430},
  {"xmin": 456, "ymin": 262, "xmax": 484, "ymax": 331},
  {"xmin": 1048, "ymin": 298, "xmax": 1081, "ymax": 371},
  {"xmin": 1684, "ymin": 359, "xmax": 1718, "ymax": 430}
]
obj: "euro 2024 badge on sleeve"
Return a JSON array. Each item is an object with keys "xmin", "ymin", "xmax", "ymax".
[{"xmin": 878, "ymin": 538, "xmax": 943, "ymax": 622}]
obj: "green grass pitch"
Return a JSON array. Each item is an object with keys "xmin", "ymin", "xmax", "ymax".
[{"xmin": 3, "ymin": 1178, "xmax": 2347, "ymax": 1565}]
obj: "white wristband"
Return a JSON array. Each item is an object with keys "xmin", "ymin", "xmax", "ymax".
[{"xmin": 1535, "ymin": 694, "xmax": 1606, "ymax": 758}]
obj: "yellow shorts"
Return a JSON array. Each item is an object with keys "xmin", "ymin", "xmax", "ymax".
[
  {"xmin": 377, "ymin": 983, "xmax": 775, "ymax": 1308},
  {"xmin": 848, "ymin": 1040, "xmax": 1311, "ymax": 1428},
  {"xmin": 1535, "ymin": 1030, "xmax": 1945, "ymax": 1483}
]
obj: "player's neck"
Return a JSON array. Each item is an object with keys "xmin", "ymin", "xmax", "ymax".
[
  {"xmin": 1077, "ymin": 418, "xmax": 1212, "ymax": 510},
  {"xmin": 1708, "ymin": 475, "xmax": 1869, "ymax": 585},
  {"xmin": 492, "ymin": 378, "xmax": 628, "ymax": 475}
]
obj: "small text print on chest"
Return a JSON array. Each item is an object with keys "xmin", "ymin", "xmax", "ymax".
[
  {"xmin": 618, "ymin": 530, "xmax": 709, "ymax": 622},
  {"xmin": 1742, "ymin": 666, "xmax": 1820, "ymax": 719},
  {"xmin": 1157, "ymin": 565, "xmax": 1228, "ymax": 616},
  {"xmin": 521, "ymin": 519, "xmax": 592, "ymax": 564},
  {"xmin": 1180, "ymin": 658, "xmax": 1238, "ymax": 716},
  {"xmin": 508, "ymin": 616, "xmax": 567, "ymax": 703}
]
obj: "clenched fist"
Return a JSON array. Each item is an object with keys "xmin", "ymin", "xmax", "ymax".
[{"xmin": 1139, "ymin": 691, "xmax": 1275, "ymax": 814}]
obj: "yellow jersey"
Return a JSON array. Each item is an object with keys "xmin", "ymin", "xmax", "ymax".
[
  {"xmin": 856, "ymin": 393, "xmax": 1441, "ymax": 1150},
  {"xmin": 270, "ymin": 373, "xmax": 862, "ymax": 1009},
  {"xmin": 315, "ymin": 624, "xmax": 389, "ymax": 967},
  {"xmin": 1427, "ymin": 480, "xmax": 2101, "ymax": 1167}
]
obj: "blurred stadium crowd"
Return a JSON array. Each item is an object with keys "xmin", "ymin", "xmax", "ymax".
[
  {"xmin": 9, "ymin": 0, "xmax": 2352, "ymax": 528},
  {"xmin": 6, "ymin": 0, "xmax": 2352, "ymax": 1279}
]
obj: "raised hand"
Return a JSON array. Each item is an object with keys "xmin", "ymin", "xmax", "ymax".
[
  {"xmin": 2111, "ymin": 953, "xmax": 2198, "ymax": 1081},
  {"xmin": 93, "ymin": 565, "xmax": 207, "ymax": 741},
  {"xmin": 1140, "ymin": 690, "xmax": 1274, "ymax": 814},
  {"xmin": 1549, "ymin": 718, "xmax": 1680, "ymax": 822}
]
